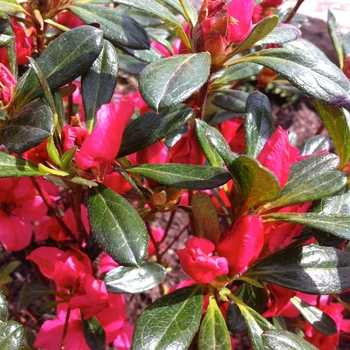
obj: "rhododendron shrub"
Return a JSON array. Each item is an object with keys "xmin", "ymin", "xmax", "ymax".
[{"xmin": 1, "ymin": 0, "xmax": 350, "ymax": 349}]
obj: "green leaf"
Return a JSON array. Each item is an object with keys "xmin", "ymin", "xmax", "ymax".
[
  {"xmin": 262, "ymin": 329, "xmax": 318, "ymax": 350},
  {"xmin": 35, "ymin": 300, "xmax": 61, "ymax": 316},
  {"xmin": 0, "ymin": 321, "xmax": 23, "ymax": 350},
  {"xmin": 131, "ymin": 285, "xmax": 203, "ymax": 350},
  {"xmin": 191, "ymin": 192, "xmax": 220, "ymax": 244},
  {"xmin": 18, "ymin": 284, "xmax": 54, "ymax": 310},
  {"xmin": 118, "ymin": 54, "xmax": 147, "ymax": 74},
  {"xmin": 113, "ymin": 0, "xmax": 190, "ymax": 49},
  {"xmin": 198, "ymin": 296, "xmax": 231, "ymax": 350},
  {"xmin": 327, "ymin": 11, "xmax": 344, "ymax": 69},
  {"xmin": 162, "ymin": 0, "xmax": 198, "ymax": 27},
  {"xmin": 195, "ymin": 120, "xmax": 223, "ymax": 167},
  {"xmin": 82, "ymin": 40, "xmax": 118, "ymax": 133},
  {"xmin": 262, "ymin": 212, "xmax": 350, "ymax": 241},
  {"xmin": 212, "ymin": 90, "xmax": 249, "ymax": 113},
  {"xmin": 245, "ymin": 91, "xmax": 273, "ymax": 158},
  {"xmin": 230, "ymin": 155, "xmax": 280, "ymax": 210},
  {"xmin": 82, "ymin": 316, "xmax": 106, "ymax": 350},
  {"xmin": 0, "ymin": 14, "xmax": 16, "ymax": 78},
  {"xmin": 314, "ymin": 101, "xmax": 350, "ymax": 168},
  {"xmin": 71, "ymin": 177, "xmax": 98, "ymax": 188},
  {"xmin": 245, "ymin": 244, "xmax": 350, "ymax": 294},
  {"xmin": 68, "ymin": 4, "xmax": 150, "ymax": 50},
  {"xmin": 0, "ymin": 0, "xmax": 25, "ymax": 14},
  {"xmin": 238, "ymin": 48, "xmax": 350, "ymax": 108},
  {"xmin": 47, "ymin": 135, "xmax": 61, "ymax": 167},
  {"xmin": 229, "ymin": 16, "xmax": 279, "ymax": 57},
  {"xmin": 126, "ymin": 164, "xmax": 231, "ymax": 190},
  {"xmin": 1, "ymin": 101, "xmax": 54, "ymax": 154},
  {"xmin": 14, "ymin": 26, "xmax": 103, "ymax": 109},
  {"xmin": 299, "ymin": 135, "xmax": 330, "ymax": 155},
  {"xmin": 88, "ymin": 184, "xmax": 148, "ymax": 266},
  {"xmin": 267, "ymin": 171, "xmax": 347, "ymax": 210},
  {"xmin": 0, "ymin": 292, "xmax": 8, "ymax": 322},
  {"xmin": 256, "ymin": 23, "xmax": 301, "ymax": 46},
  {"xmin": 290, "ymin": 296, "xmax": 337, "ymax": 335},
  {"xmin": 103, "ymin": 262, "xmax": 166, "ymax": 294},
  {"xmin": 118, "ymin": 105, "xmax": 193, "ymax": 157},
  {"xmin": 0, "ymin": 152, "xmax": 41, "ymax": 177},
  {"xmin": 139, "ymin": 52, "xmax": 211, "ymax": 111}
]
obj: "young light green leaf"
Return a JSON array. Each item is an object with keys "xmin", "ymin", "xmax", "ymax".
[
  {"xmin": 118, "ymin": 105, "xmax": 193, "ymax": 157},
  {"xmin": 290, "ymin": 297, "xmax": 337, "ymax": 335},
  {"xmin": 47, "ymin": 135, "xmax": 61, "ymax": 167},
  {"xmin": 235, "ymin": 48, "xmax": 350, "ymax": 109},
  {"xmin": 0, "ymin": 152, "xmax": 41, "ymax": 177},
  {"xmin": 104, "ymin": 262, "xmax": 166, "ymax": 294},
  {"xmin": 14, "ymin": 26, "xmax": 103, "ymax": 109},
  {"xmin": 0, "ymin": 321, "xmax": 23, "ymax": 350},
  {"xmin": 262, "ymin": 329, "xmax": 319, "ymax": 350},
  {"xmin": 191, "ymin": 192, "xmax": 220, "ymax": 244},
  {"xmin": 314, "ymin": 101, "xmax": 350, "ymax": 169},
  {"xmin": 162, "ymin": 0, "xmax": 198, "ymax": 27},
  {"xmin": 125, "ymin": 164, "xmax": 231, "ymax": 190},
  {"xmin": 82, "ymin": 316, "xmax": 106, "ymax": 350},
  {"xmin": 245, "ymin": 244, "xmax": 350, "ymax": 294},
  {"xmin": 244, "ymin": 91, "xmax": 273, "ymax": 158},
  {"xmin": 198, "ymin": 296, "xmax": 231, "ymax": 350},
  {"xmin": 82, "ymin": 40, "xmax": 118, "ymax": 133},
  {"xmin": 68, "ymin": 4, "xmax": 150, "ymax": 50},
  {"xmin": 131, "ymin": 285, "xmax": 203, "ymax": 350},
  {"xmin": 0, "ymin": 0, "xmax": 26, "ymax": 14},
  {"xmin": 139, "ymin": 53, "xmax": 211, "ymax": 111},
  {"xmin": 88, "ymin": 184, "xmax": 148, "ymax": 266},
  {"xmin": 327, "ymin": 11, "xmax": 344, "ymax": 69},
  {"xmin": 1, "ymin": 101, "xmax": 54, "ymax": 154}
]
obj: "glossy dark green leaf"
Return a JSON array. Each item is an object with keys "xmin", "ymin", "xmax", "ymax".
[
  {"xmin": 82, "ymin": 316, "xmax": 106, "ymax": 350},
  {"xmin": 212, "ymin": 90, "xmax": 249, "ymax": 113},
  {"xmin": 212, "ymin": 62, "xmax": 262, "ymax": 86},
  {"xmin": 262, "ymin": 329, "xmax": 318, "ymax": 350},
  {"xmin": 35, "ymin": 301, "xmax": 61, "ymax": 316},
  {"xmin": 328, "ymin": 11, "xmax": 343, "ymax": 69},
  {"xmin": 262, "ymin": 212, "xmax": 350, "ymax": 241},
  {"xmin": 18, "ymin": 284, "xmax": 54, "ymax": 310},
  {"xmin": 198, "ymin": 296, "xmax": 231, "ymax": 350},
  {"xmin": 245, "ymin": 91, "xmax": 273, "ymax": 158},
  {"xmin": 88, "ymin": 184, "xmax": 148, "ymax": 266},
  {"xmin": 81, "ymin": 40, "xmax": 118, "ymax": 132},
  {"xmin": 0, "ymin": 152, "xmax": 41, "ymax": 177},
  {"xmin": 0, "ymin": 14, "xmax": 16, "ymax": 78},
  {"xmin": 162, "ymin": 0, "xmax": 197, "ymax": 26},
  {"xmin": 1, "ymin": 101, "xmax": 54, "ymax": 154},
  {"xmin": 230, "ymin": 155, "xmax": 280, "ymax": 210},
  {"xmin": 256, "ymin": 23, "xmax": 301, "ymax": 45},
  {"xmin": 314, "ymin": 101, "xmax": 350, "ymax": 168},
  {"xmin": 139, "ymin": 52, "xmax": 211, "ymax": 111},
  {"xmin": 118, "ymin": 54, "xmax": 147, "ymax": 74},
  {"xmin": 268, "ymin": 171, "xmax": 347, "ymax": 210},
  {"xmin": 0, "ymin": 0, "xmax": 24, "ymax": 13},
  {"xmin": 68, "ymin": 4, "xmax": 149, "ymax": 50},
  {"xmin": 245, "ymin": 244, "xmax": 350, "ymax": 294},
  {"xmin": 126, "ymin": 164, "xmax": 231, "ymax": 190},
  {"xmin": 195, "ymin": 120, "xmax": 223, "ymax": 167},
  {"xmin": 120, "ymin": 45, "xmax": 163, "ymax": 63},
  {"xmin": 290, "ymin": 297, "xmax": 337, "ymax": 335},
  {"xmin": 299, "ymin": 135, "xmax": 330, "ymax": 156},
  {"xmin": 14, "ymin": 26, "xmax": 103, "ymax": 109},
  {"xmin": 239, "ymin": 47, "xmax": 350, "ymax": 109},
  {"xmin": 226, "ymin": 301, "xmax": 246, "ymax": 334},
  {"xmin": 113, "ymin": 0, "xmax": 190, "ymax": 49},
  {"xmin": 131, "ymin": 285, "xmax": 203, "ymax": 350},
  {"xmin": 0, "ymin": 292, "xmax": 8, "ymax": 322},
  {"xmin": 104, "ymin": 262, "xmax": 166, "ymax": 294},
  {"xmin": 229, "ymin": 16, "xmax": 279, "ymax": 57},
  {"xmin": 0, "ymin": 321, "xmax": 23, "ymax": 350},
  {"xmin": 191, "ymin": 192, "xmax": 220, "ymax": 244},
  {"xmin": 118, "ymin": 105, "xmax": 193, "ymax": 157},
  {"xmin": 343, "ymin": 32, "xmax": 350, "ymax": 57}
]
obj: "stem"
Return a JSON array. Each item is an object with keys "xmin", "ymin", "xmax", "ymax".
[
  {"xmin": 179, "ymin": 0, "xmax": 195, "ymax": 27},
  {"xmin": 146, "ymin": 221, "xmax": 161, "ymax": 264},
  {"xmin": 285, "ymin": 0, "xmax": 305, "ymax": 24},
  {"xmin": 195, "ymin": 79, "xmax": 210, "ymax": 119},
  {"xmin": 60, "ymin": 308, "xmax": 71, "ymax": 350},
  {"xmin": 160, "ymin": 211, "xmax": 176, "ymax": 244}
]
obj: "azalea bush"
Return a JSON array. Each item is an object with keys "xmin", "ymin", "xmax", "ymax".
[{"xmin": 2, "ymin": 0, "xmax": 350, "ymax": 349}]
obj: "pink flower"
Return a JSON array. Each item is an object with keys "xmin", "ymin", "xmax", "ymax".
[
  {"xmin": 177, "ymin": 237, "xmax": 228, "ymax": 284},
  {"xmin": 263, "ymin": 284, "xmax": 296, "ymax": 318},
  {"xmin": 0, "ymin": 63, "xmax": 16, "ymax": 107},
  {"xmin": 220, "ymin": 117, "xmax": 245, "ymax": 153},
  {"xmin": 74, "ymin": 101, "xmax": 134, "ymax": 181},
  {"xmin": 102, "ymin": 171, "xmax": 132, "ymax": 194},
  {"xmin": 148, "ymin": 228, "xmax": 165, "ymax": 257},
  {"xmin": 57, "ymin": 12, "xmax": 84, "ymax": 29},
  {"xmin": 0, "ymin": 177, "xmax": 47, "ymax": 251},
  {"xmin": 257, "ymin": 126, "xmax": 299, "ymax": 188},
  {"xmin": 216, "ymin": 216, "xmax": 264, "ymax": 276}
]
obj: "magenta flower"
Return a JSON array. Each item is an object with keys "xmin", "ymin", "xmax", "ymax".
[
  {"xmin": 74, "ymin": 100, "xmax": 134, "ymax": 181},
  {"xmin": 0, "ymin": 177, "xmax": 47, "ymax": 251},
  {"xmin": 177, "ymin": 237, "xmax": 228, "ymax": 284},
  {"xmin": 0, "ymin": 63, "xmax": 16, "ymax": 107}
]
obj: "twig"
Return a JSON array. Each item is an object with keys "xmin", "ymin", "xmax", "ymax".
[{"xmin": 285, "ymin": 0, "xmax": 305, "ymax": 24}]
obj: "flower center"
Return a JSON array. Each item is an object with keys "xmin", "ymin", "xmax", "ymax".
[{"xmin": 1, "ymin": 202, "xmax": 18, "ymax": 216}]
